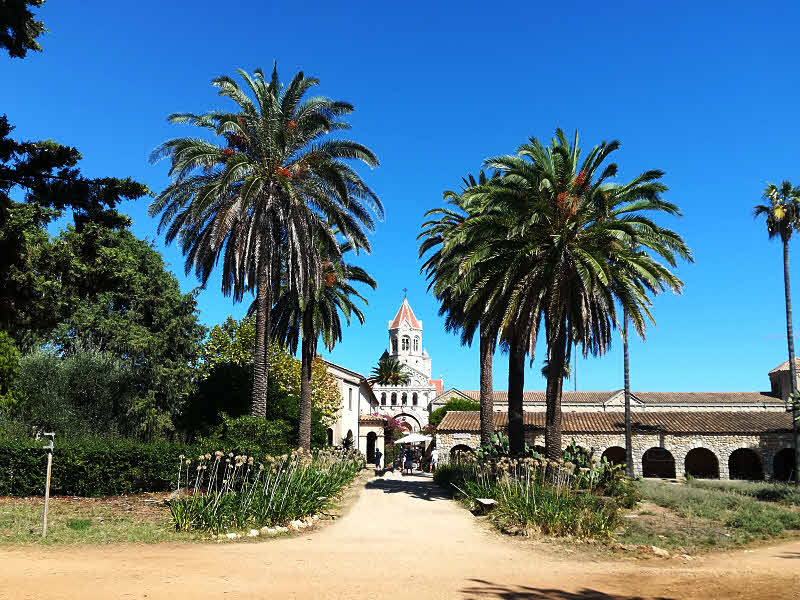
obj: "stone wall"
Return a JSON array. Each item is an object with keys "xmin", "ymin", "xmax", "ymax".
[{"xmin": 436, "ymin": 430, "xmax": 793, "ymax": 480}]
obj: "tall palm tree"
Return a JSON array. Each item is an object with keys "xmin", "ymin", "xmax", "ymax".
[
  {"xmin": 755, "ymin": 180, "xmax": 800, "ymax": 483},
  {"xmin": 150, "ymin": 66, "xmax": 382, "ymax": 418},
  {"xmin": 460, "ymin": 130, "xmax": 690, "ymax": 457},
  {"xmin": 419, "ymin": 171, "xmax": 500, "ymax": 445},
  {"xmin": 270, "ymin": 238, "xmax": 376, "ymax": 450},
  {"xmin": 370, "ymin": 355, "xmax": 410, "ymax": 386}
]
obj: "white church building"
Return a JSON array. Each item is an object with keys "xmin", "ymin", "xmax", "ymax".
[{"xmin": 371, "ymin": 298, "xmax": 443, "ymax": 431}]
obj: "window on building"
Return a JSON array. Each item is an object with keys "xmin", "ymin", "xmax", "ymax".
[
  {"xmin": 381, "ymin": 393, "xmax": 386, "ymax": 405},
  {"xmin": 348, "ymin": 388, "xmax": 352, "ymax": 411},
  {"xmin": 412, "ymin": 393, "xmax": 418, "ymax": 406},
  {"xmin": 391, "ymin": 393, "xmax": 397, "ymax": 405},
  {"xmin": 402, "ymin": 336, "xmax": 409, "ymax": 351},
  {"xmin": 401, "ymin": 393, "xmax": 407, "ymax": 405},
  {"xmin": 392, "ymin": 338, "xmax": 397, "ymax": 353},
  {"xmin": 414, "ymin": 337, "xmax": 419, "ymax": 352}
]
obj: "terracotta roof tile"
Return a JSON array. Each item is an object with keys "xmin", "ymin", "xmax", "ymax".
[
  {"xmin": 359, "ymin": 415, "xmax": 386, "ymax": 424},
  {"xmin": 429, "ymin": 379, "xmax": 443, "ymax": 392},
  {"xmin": 769, "ymin": 357, "xmax": 800, "ymax": 374},
  {"xmin": 449, "ymin": 390, "xmax": 782, "ymax": 405},
  {"xmin": 437, "ymin": 411, "xmax": 793, "ymax": 435},
  {"xmin": 389, "ymin": 298, "xmax": 421, "ymax": 329}
]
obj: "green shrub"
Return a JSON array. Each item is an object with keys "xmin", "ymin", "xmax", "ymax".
[
  {"xmin": 428, "ymin": 397, "xmax": 480, "ymax": 428},
  {"xmin": 13, "ymin": 348, "xmax": 140, "ymax": 439},
  {"xmin": 0, "ymin": 438, "xmax": 201, "ymax": 496},
  {"xmin": 198, "ymin": 413, "xmax": 294, "ymax": 456},
  {"xmin": 168, "ymin": 450, "xmax": 364, "ymax": 532}
]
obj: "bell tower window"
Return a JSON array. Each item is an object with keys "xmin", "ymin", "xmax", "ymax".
[
  {"xmin": 392, "ymin": 338, "xmax": 397, "ymax": 353},
  {"xmin": 402, "ymin": 336, "xmax": 409, "ymax": 352},
  {"xmin": 414, "ymin": 337, "xmax": 419, "ymax": 352}
]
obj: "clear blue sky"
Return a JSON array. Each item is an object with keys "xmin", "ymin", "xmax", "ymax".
[{"xmin": 4, "ymin": 1, "xmax": 799, "ymax": 392}]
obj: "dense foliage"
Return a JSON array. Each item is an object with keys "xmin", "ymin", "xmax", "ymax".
[
  {"xmin": 0, "ymin": 0, "xmax": 46, "ymax": 58},
  {"xmin": 0, "ymin": 438, "xmax": 201, "ymax": 496},
  {"xmin": 168, "ymin": 449, "xmax": 364, "ymax": 532},
  {"xmin": 428, "ymin": 397, "xmax": 480, "ymax": 429}
]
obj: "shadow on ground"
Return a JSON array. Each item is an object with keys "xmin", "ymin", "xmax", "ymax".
[
  {"xmin": 778, "ymin": 552, "xmax": 800, "ymax": 559},
  {"xmin": 365, "ymin": 475, "xmax": 450, "ymax": 501},
  {"xmin": 459, "ymin": 580, "xmax": 675, "ymax": 600}
]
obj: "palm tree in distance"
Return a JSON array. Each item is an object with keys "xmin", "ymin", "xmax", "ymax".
[
  {"xmin": 370, "ymin": 355, "xmax": 411, "ymax": 386},
  {"xmin": 269, "ymin": 237, "xmax": 376, "ymax": 450},
  {"xmin": 419, "ymin": 171, "xmax": 500, "ymax": 445},
  {"xmin": 150, "ymin": 66, "xmax": 382, "ymax": 418},
  {"xmin": 754, "ymin": 180, "xmax": 800, "ymax": 483},
  {"xmin": 457, "ymin": 130, "xmax": 691, "ymax": 457}
]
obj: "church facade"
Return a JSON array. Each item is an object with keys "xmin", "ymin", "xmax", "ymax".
[{"xmin": 370, "ymin": 298, "xmax": 442, "ymax": 430}]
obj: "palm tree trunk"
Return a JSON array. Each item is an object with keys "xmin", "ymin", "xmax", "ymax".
[
  {"xmin": 623, "ymin": 311, "xmax": 633, "ymax": 477},
  {"xmin": 251, "ymin": 260, "xmax": 271, "ymax": 418},
  {"xmin": 298, "ymin": 329, "xmax": 314, "ymax": 452},
  {"xmin": 507, "ymin": 330, "xmax": 526, "ymax": 456},
  {"xmin": 479, "ymin": 322, "xmax": 494, "ymax": 446},
  {"xmin": 544, "ymin": 327, "xmax": 567, "ymax": 460},
  {"xmin": 782, "ymin": 238, "xmax": 800, "ymax": 484}
]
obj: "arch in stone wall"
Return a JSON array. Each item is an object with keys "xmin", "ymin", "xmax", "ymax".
[
  {"xmin": 601, "ymin": 446, "xmax": 626, "ymax": 466},
  {"xmin": 450, "ymin": 444, "xmax": 475, "ymax": 462},
  {"xmin": 728, "ymin": 448, "xmax": 764, "ymax": 480},
  {"xmin": 684, "ymin": 447, "xmax": 719, "ymax": 479},
  {"xmin": 642, "ymin": 447, "xmax": 676, "ymax": 478},
  {"xmin": 773, "ymin": 447, "xmax": 796, "ymax": 482},
  {"xmin": 394, "ymin": 412, "xmax": 421, "ymax": 431}
]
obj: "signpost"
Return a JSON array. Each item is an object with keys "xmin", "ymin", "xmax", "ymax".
[{"xmin": 41, "ymin": 432, "xmax": 54, "ymax": 538}]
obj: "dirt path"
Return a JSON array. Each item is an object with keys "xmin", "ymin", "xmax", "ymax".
[{"xmin": 1, "ymin": 470, "xmax": 799, "ymax": 600}]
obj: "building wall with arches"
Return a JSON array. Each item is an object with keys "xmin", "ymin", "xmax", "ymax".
[{"xmin": 436, "ymin": 427, "xmax": 793, "ymax": 480}]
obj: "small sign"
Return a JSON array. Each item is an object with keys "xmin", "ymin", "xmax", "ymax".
[{"xmin": 453, "ymin": 433, "xmax": 471, "ymax": 439}]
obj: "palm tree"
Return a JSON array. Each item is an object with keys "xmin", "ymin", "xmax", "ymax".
[
  {"xmin": 370, "ymin": 355, "xmax": 410, "ymax": 386},
  {"xmin": 460, "ymin": 130, "xmax": 690, "ymax": 457},
  {"xmin": 150, "ymin": 66, "xmax": 382, "ymax": 418},
  {"xmin": 270, "ymin": 238, "xmax": 376, "ymax": 450},
  {"xmin": 755, "ymin": 180, "xmax": 800, "ymax": 483},
  {"xmin": 419, "ymin": 171, "xmax": 500, "ymax": 445}
]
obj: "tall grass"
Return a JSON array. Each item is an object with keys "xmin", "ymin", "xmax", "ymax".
[
  {"xmin": 168, "ymin": 449, "xmax": 364, "ymax": 532},
  {"xmin": 435, "ymin": 456, "xmax": 623, "ymax": 539},
  {"xmin": 686, "ymin": 479, "xmax": 800, "ymax": 507},
  {"xmin": 639, "ymin": 480, "xmax": 800, "ymax": 538}
]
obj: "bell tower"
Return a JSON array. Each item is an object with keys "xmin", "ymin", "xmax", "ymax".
[{"xmin": 388, "ymin": 296, "xmax": 431, "ymax": 378}]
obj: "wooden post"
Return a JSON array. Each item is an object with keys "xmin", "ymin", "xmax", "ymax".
[{"xmin": 41, "ymin": 433, "xmax": 54, "ymax": 538}]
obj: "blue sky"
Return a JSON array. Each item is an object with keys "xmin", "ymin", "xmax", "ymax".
[{"xmin": 4, "ymin": 1, "xmax": 799, "ymax": 392}]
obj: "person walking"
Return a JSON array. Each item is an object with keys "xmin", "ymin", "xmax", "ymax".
[
  {"xmin": 431, "ymin": 447, "xmax": 439, "ymax": 472},
  {"xmin": 404, "ymin": 448, "xmax": 415, "ymax": 475},
  {"xmin": 374, "ymin": 448, "xmax": 383, "ymax": 469}
]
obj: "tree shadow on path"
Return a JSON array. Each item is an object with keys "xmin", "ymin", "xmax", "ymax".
[
  {"xmin": 460, "ymin": 579, "xmax": 675, "ymax": 600},
  {"xmin": 365, "ymin": 475, "xmax": 450, "ymax": 501}
]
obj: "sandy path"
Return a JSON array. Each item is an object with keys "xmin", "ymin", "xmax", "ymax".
[{"xmin": 1, "ymin": 470, "xmax": 799, "ymax": 600}]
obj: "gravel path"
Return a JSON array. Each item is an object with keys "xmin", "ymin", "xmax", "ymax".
[{"xmin": 1, "ymin": 470, "xmax": 799, "ymax": 599}]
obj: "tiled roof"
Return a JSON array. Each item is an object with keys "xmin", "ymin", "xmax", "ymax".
[
  {"xmin": 632, "ymin": 391, "xmax": 781, "ymax": 404},
  {"xmin": 389, "ymin": 298, "xmax": 421, "ymax": 329},
  {"xmin": 429, "ymin": 379, "xmax": 443, "ymax": 393},
  {"xmin": 769, "ymin": 357, "xmax": 800, "ymax": 374},
  {"xmin": 437, "ymin": 411, "xmax": 793, "ymax": 435},
  {"xmin": 360, "ymin": 414, "xmax": 386, "ymax": 424},
  {"xmin": 446, "ymin": 390, "xmax": 782, "ymax": 405},
  {"xmin": 457, "ymin": 390, "xmax": 618, "ymax": 404}
]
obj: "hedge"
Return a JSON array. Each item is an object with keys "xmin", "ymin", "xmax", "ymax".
[{"xmin": 0, "ymin": 439, "xmax": 201, "ymax": 497}]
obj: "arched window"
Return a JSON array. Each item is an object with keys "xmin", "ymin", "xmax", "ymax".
[
  {"xmin": 392, "ymin": 338, "xmax": 397, "ymax": 353},
  {"xmin": 391, "ymin": 393, "xmax": 397, "ymax": 406},
  {"xmin": 402, "ymin": 336, "xmax": 410, "ymax": 351},
  {"xmin": 412, "ymin": 392, "xmax": 418, "ymax": 406},
  {"xmin": 401, "ymin": 392, "xmax": 407, "ymax": 405},
  {"xmin": 414, "ymin": 337, "xmax": 419, "ymax": 352},
  {"xmin": 381, "ymin": 392, "xmax": 386, "ymax": 406}
]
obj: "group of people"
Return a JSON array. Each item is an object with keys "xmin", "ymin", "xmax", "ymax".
[{"xmin": 372, "ymin": 446, "xmax": 439, "ymax": 474}]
